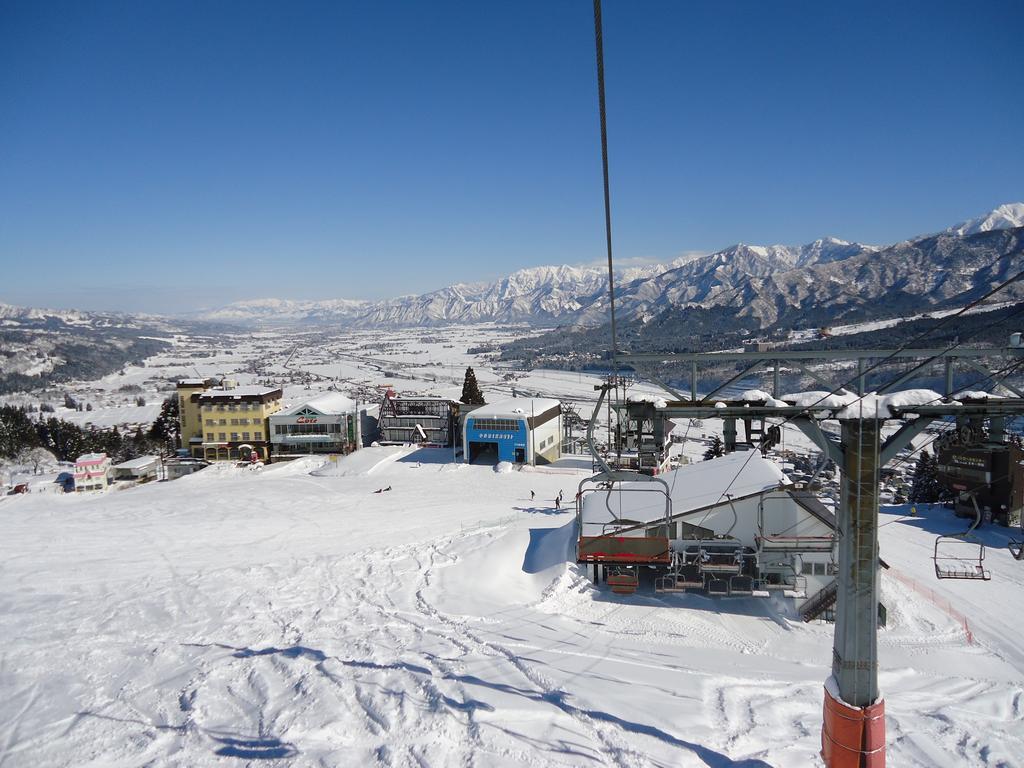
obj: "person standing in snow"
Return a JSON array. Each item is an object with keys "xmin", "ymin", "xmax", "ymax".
[
  {"xmin": 554, "ymin": 496, "xmax": 560, "ymax": 510},
  {"xmin": 530, "ymin": 490, "xmax": 535, "ymax": 501}
]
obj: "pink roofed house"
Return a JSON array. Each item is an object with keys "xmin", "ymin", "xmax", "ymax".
[{"xmin": 74, "ymin": 453, "xmax": 112, "ymax": 492}]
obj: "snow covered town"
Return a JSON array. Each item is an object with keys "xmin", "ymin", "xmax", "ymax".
[
  {"xmin": 1, "ymin": 322, "xmax": 1024, "ymax": 767},
  {"xmin": 3, "ymin": 2, "xmax": 1024, "ymax": 766}
]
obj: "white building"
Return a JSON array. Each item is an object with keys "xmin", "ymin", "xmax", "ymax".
[
  {"xmin": 579, "ymin": 452, "xmax": 836, "ymax": 603},
  {"xmin": 270, "ymin": 392, "xmax": 375, "ymax": 457},
  {"xmin": 74, "ymin": 453, "xmax": 112, "ymax": 492},
  {"xmin": 111, "ymin": 455, "xmax": 160, "ymax": 483},
  {"xmin": 463, "ymin": 398, "xmax": 561, "ymax": 465}
]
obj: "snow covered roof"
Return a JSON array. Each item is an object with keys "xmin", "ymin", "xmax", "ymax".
[
  {"xmin": 113, "ymin": 455, "xmax": 159, "ymax": 470},
  {"xmin": 469, "ymin": 398, "xmax": 560, "ymax": 419},
  {"xmin": 198, "ymin": 386, "xmax": 282, "ymax": 401},
  {"xmin": 75, "ymin": 453, "xmax": 108, "ymax": 464},
  {"xmin": 782, "ymin": 388, "xmax": 948, "ymax": 419},
  {"xmin": 582, "ymin": 451, "xmax": 788, "ymax": 527},
  {"xmin": 177, "ymin": 378, "xmax": 210, "ymax": 387},
  {"xmin": 279, "ymin": 392, "xmax": 356, "ymax": 416}
]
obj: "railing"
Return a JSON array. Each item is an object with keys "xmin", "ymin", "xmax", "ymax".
[
  {"xmin": 886, "ymin": 568, "xmax": 975, "ymax": 645},
  {"xmin": 800, "ymin": 580, "xmax": 838, "ymax": 622}
]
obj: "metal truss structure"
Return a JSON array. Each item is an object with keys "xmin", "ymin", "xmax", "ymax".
[{"xmin": 586, "ymin": 343, "xmax": 1024, "ymax": 767}]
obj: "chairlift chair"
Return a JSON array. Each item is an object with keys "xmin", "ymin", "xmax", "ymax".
[
  {"xmin": 607, "ymin": 566, "xmax": 639, "ymax": 594},
  {"xmin": 1009, "ymin": 537, "xmax": 1024, "ymax": 561},
  {"xmin": 655, "ymin": 552, "xmax": 704, "ymax": 592},
  {"xmin": 933, "ymin": 493, "xmax": 991, "ymax": 581}
]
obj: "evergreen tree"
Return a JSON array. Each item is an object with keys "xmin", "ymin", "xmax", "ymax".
[
  {"xmin": 149, "ymin": 396, "xmax": 181, "ymax": 452},
  {"xmin": 38, "ymin": 417, "xmax": 86, "ymax": 462},
  {"xmin": 703, "ymin": 435, "xmax": 725, "ymax": 461},
  {"xmin": 0, "ymin": 405, "xmax": 41, "ymax": 458},
  {"xmin": 909, "ymin": 451, "xmax": 940, "ymax": 503},
  {"xmin": 460, "ymin": 367, "xmax": 486, "ymax": 406}
]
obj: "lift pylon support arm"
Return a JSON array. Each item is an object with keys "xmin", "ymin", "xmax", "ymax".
[
  {"xmin": 878, "ymin": 416, "xmax": 935, "ymax": 466},
  {"xmin": 792, "ymin": 416, "xmax": 845, "ymax": 467}
]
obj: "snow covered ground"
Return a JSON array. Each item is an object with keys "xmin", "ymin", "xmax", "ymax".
[
  {"xmin": 1, "ymin": 325, "xmax": 1022, "ymax": 765},
  {"xmin": 2, "ymin": 446, "xmax": 1022, "ymax": 767}
]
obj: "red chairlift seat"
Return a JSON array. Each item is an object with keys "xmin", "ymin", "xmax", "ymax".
[{"xmin": 607, "ymin": 568, "xmax": 639, "ymax": 594}]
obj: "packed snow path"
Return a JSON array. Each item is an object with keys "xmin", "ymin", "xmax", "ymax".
[{"xmin": 1, "ymin": 449, "xmax": 1022, "ymax": 767}]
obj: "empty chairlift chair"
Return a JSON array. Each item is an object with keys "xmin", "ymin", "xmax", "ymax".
[
  {"xmin": 655, "ymin": 551, "xmax": 705, "ymax": 592},
  {"xmin": 697, "ymin": 547, "xmax": 743, "ymax": 576},
  {"xmin": 607, "ymin": 567, "xmax": 640, "ymax": 595},
  {"xmin": 933, "ymin": 494, "xmax": 991, "ymax": 581}
]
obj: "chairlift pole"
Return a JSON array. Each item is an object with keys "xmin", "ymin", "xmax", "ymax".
[{"xmin": 629, "ymin": 347, "xmax": 1024, "ymax": 768}]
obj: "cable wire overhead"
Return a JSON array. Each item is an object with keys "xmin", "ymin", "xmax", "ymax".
[{"xmin": 593, "ymin": 0, "xmax": 618, "ymax": 371}]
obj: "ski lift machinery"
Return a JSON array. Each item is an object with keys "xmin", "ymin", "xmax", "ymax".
[{"xmin": 582, "ymin": 5, "xmax": 1024, "ymax": 764}]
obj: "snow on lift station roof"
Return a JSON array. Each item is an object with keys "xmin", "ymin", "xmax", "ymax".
[
  {"xmin": 279, "ymin": 392, "xmax": 356, "ymax": 416},
  {"xmin": 469, "ymin": 397, "xmax": 561, "ymax": 419},
  {"xmin": 198, "ymin": 385, "xmax": 281, "ymax": 400},
  {"xmin": 582, "ymin": 451, "xmax": 788, "ymax": 528}
]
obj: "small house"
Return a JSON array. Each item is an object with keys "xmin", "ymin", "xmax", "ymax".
[{"xmin": 74, "ymin": 453, "xmax": 112, "ymax": 492}]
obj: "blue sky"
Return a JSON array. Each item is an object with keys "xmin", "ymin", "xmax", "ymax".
[{"xmin": 1, "ymin": 0, "xmax": 1022, "ymax": 313}]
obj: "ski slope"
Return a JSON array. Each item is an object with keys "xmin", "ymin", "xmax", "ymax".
[{"xmin": 0, "ymin": 449, "xmax": 1022, "ymax": 767}]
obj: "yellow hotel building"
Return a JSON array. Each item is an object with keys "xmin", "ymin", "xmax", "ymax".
[{"xmin": 177, "ymin": 380, "xmax": 283, "ymax": 461}]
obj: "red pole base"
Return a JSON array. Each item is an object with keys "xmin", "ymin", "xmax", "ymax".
[{"xmin": 821, "ymin": 683, "xmax": 885, "ymax": 767}]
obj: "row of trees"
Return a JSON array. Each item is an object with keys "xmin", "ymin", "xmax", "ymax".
[{"xmin": 0, "ymin": 396, "xmax": 180, "ymax": 467}]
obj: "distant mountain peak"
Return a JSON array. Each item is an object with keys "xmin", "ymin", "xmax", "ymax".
[
  {"xmin": 946, "ymin": 202, "xmax": 1024, "ymax": 236},
  {"xmin": 186, "ymin": 205, "xmax": 1020, "ymax": 328}
]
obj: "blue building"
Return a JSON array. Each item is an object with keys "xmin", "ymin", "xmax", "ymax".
[{"xmin": 463, "ymin": 398, "xmax": 562, "ymax": 465}]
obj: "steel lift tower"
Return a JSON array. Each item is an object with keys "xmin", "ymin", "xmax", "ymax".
[{"xmin": 615, "ymin": 345, "xmax": 1024, "ymax": 767}]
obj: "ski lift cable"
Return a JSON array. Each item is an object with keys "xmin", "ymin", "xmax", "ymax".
[
  {"xmin": 593, "ymin": 0, "xmax": 619, "ymax": 374},
  {"xmin": 881, "ymin": 356, "xmax": 1024, "ymax": 479},
  {"xmin": 588, "ymin": 1, "xmax": 1024, "ymax": 519},
  {"xmin": 800, "ymin": 306, "xmax": 1024, "ymax": 491},
  {"xmin": 696, "ymin": 261, "xmax": 1024, "ymax": 522}
]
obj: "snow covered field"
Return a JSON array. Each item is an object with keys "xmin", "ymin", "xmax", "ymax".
[
  {"xmin": 1, "ymin": 325, "xmax": 1023, "ymax": 766},
  {"xmin": 2, "ymin": 445, "xmax": 1023, "ymax": 767}
]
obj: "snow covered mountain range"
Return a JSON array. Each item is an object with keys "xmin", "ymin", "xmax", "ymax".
[{"xmin": 192, "ymin": 203, "xmax": 1024, "ymax": 329}]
